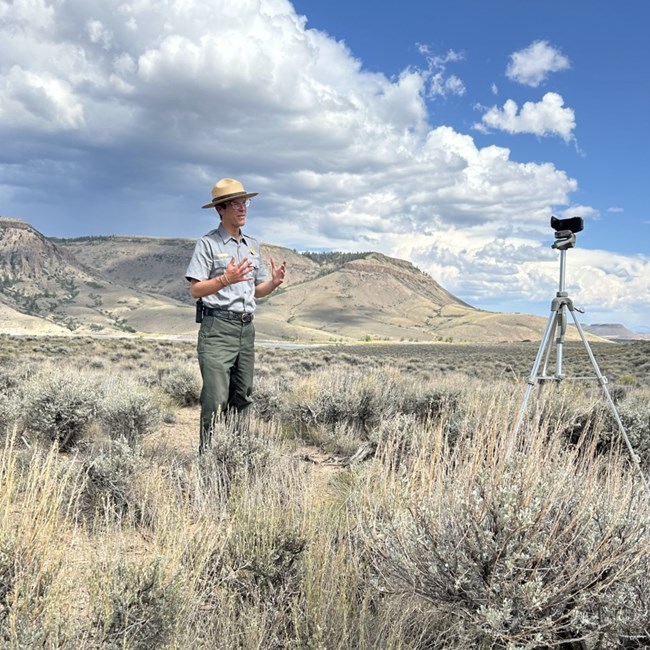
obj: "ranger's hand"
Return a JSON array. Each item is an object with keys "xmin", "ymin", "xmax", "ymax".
[
  {"xmin": 225, "ymin": 257, "xmax": 254, "ymax": 284},
  {"xmin": 270, "ymin": 257, "xmax": 287, "ymax": 287}
]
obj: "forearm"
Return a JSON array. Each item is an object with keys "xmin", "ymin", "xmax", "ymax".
[
  {"xmin": 254, "ymin": 279, "xmax": 282, "ymax": 299},
  {"xmin": 189, "ymin": 274, "xmax": 230, "ymax": 299}
]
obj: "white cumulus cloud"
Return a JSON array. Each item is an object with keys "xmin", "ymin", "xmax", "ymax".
[
  {"xmin": 506, "ymin": 40, "xmax": 570, "ymax": 87},
  {"xmin": 474, "ymin": 92, "xmax": 576, "ymax": 142}
]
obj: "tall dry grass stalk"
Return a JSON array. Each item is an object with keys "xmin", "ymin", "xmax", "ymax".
[{"xmin": 0, "ymin": 433, "xmax": 84, "ymax": 647}]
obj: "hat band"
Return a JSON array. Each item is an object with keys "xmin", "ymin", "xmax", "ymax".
[{"xmin": 210, "ymin": 191, "xmax": 247, "ymax": 204}]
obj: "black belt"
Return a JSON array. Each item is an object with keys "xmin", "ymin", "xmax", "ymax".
[{"xmin": 204, "ymin": 307, "xmax": 253, "ymax": 323}]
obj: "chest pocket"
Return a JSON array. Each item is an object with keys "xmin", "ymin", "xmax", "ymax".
[{"xmin": 209, "ymin": 257, "xmax": 228, "ymax": 279}]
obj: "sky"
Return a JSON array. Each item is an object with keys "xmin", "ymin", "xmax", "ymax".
[{"xmin": 1, "ymin": 0, "xmax": 649, "ymax": 330}]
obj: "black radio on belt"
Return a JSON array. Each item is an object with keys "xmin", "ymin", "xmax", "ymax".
[{"xmin": 195, "ymin": 298, "xmax": 204, "ymax": 324}]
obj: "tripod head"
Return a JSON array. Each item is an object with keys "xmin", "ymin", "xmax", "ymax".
[{"xmin": 551, "ymin": 215, "xmax": 583, "ymax": 250}]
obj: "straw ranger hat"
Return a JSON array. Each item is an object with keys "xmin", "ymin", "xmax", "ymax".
[{"xmin": 201, "ymin": 178, "xmax": 258, "ymax": 209}]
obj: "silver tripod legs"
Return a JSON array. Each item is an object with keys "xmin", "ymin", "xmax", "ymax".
[
  {"xmin": 509, "ymin": 296, "xmax": 650, "ymax": 496},
  {"xmin": 509, "ymin": 301, "xmax": 563, "ymax": 453}
]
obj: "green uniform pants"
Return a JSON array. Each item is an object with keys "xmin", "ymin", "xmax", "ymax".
[{"xmin": 197, "ymin": 316, "xmax": 255, "ymax": 453}]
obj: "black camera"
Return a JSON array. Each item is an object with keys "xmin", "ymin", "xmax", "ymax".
[
  {"xmin": 551, "ymin": 215, "xmax": 583, "ymax": 251},
  {"xmin": 551, "ymin": 215, "xmax": 584, "ymax": 234}
]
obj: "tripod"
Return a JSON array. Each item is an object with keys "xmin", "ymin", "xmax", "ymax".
[{"xmin": 508, "ymin": 217, "xmax": 649, "ymax": 496}]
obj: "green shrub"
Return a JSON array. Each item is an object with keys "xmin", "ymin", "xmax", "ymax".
[
  {"xmin": 369, "ymin": 433, "xmax": 650, "ymax": 649},
  {"xmin": 400, "ymin": 384, "xmax": 462, "ymax": 420},
  {"xmin": 0, "ymin": 392, "xmax": 19, "ymax": 439},
  {"xmin": 158, "ymin": 362, "xmax": 201, "ymax": 407},
  {"xmin": 0, "ymin": 360, "xmax": 39, "ymax": 395},
  {"xmin": 200, "ymin": 418, "xmax": 273, "ymax": 492},
  {"xmin": 251, "ymin": 375, "xmax": 289, "ymax": 421},
  {"xmin": 81, "ymin": 439, "xmax": 144, "ymax": 521},
  {"xmin": 0, "ymin": 533, "xmax": 60, "ymax": 648},
  {"xmin": 368, "ymin": 412, "xmax": 418, "ymax": 463},
  {"xmin": 92, "ymin": 559, "xmax": 183, "ymax": 650},
  {"xmin": 523, "ymin": 384, "xmax": 609, "ymax": 448},
  {"xmin": 22, "ymin": 367, "xmax": 99, "ymax": 450},
  {"xmin": 99, "ymin": 378, "xmax": 163, "ymax": 445},
  {"xmin": 606, "ymin": 554, "xmax": 650, "ymax": 646},
  {"xmin": 191, "ymin": 461, "xmax": 309, "ymax": 645},
  {"xmin": 287, "ymin": 367, "xmax": 401, "ymax": 433},
  {"xmin": 601, "ymin": 391, "xmax": 650, "ymax": 468},
  {"xmin": 216, "ymin": 529, "xmax": 306, "ymax": 604},
  {"xmin": 0, "ymin": 533, "xmax": 20, "ymax": 624}
]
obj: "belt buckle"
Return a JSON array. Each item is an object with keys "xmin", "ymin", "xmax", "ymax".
[{"xmin": 241, "ymin": 313, "xmax": 252, "ymax": 323}]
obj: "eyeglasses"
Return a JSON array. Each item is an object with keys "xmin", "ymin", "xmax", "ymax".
[{"xmin": 228, "ymin": 199, "xmax": 251, "ymax": 209}]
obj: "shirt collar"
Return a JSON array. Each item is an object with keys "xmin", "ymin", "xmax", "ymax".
[{"xmin": 217, "ymin": 222, "xmax": 248, "ymax": 245}]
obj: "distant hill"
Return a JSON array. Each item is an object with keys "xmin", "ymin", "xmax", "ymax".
[
  {"xmin": 1, "ymin": 217, "xmax": 592, "ymax": 343},
  {"xmin": 584, "ymin": 323, "xmax": 650, "ymax": 341},
  {"xmin": 0, "ymin": 218, "xmax": 192, "ymax": 336}
]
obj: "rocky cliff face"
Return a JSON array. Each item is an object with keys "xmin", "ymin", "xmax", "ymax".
[
  {"xmin": 0, "ymin": 218, "xmax": 72, "ymax": 280},
  {"xmin": 0, "ymin": 218, "xmax": 190, "ymax": 335},
  {"xmin": 0, "ymin": 217, "xmax": 97, "ymax": 307},
  {"xmin": 343, "ymin": 253, "xmax": 471, "ymax": 309}
]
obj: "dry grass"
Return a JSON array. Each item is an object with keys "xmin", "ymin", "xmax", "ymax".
[{"xmin": 0, "ymin": 335, "xmax": 649, "ymax": 648}]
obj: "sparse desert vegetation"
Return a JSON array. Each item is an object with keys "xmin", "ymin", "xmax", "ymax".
[{"xmin": 1, "ymin": 335, "xmax": 649, "ymax": 648}]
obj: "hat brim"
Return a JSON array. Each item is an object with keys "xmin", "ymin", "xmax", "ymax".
[{"xmin": 201, "ymin": 191, "xmax": 258, "ymax": 209}]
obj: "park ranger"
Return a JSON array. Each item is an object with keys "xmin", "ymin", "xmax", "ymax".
[{"xmin": 186, "ymin": 178, "xmax": 286, "ymax": 453}]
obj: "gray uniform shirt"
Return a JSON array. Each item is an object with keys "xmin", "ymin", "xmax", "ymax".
[{"xmin": 185, "ymin": 222, "xmax": 269, "ymax": 313}]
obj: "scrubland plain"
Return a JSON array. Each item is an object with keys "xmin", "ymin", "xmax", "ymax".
[{"xmin": 1, "ymin": 335, "xmax": 649, "ymax": 649}]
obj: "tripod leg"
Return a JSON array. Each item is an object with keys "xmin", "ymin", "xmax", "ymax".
[
  {"xmin": 508, "ymin": 309, "xmax": 560, "ymax": 457},
  {"xmin": 555, "ymin": 306, "xmax": 568, "ymax": 379},
  {"xmin": 541, "ymin": 311, "xmax": 559, "ymax": 378},
  {"xmin": 569, "ymin": 309, "xmax": 650, "ymax": 496}
]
